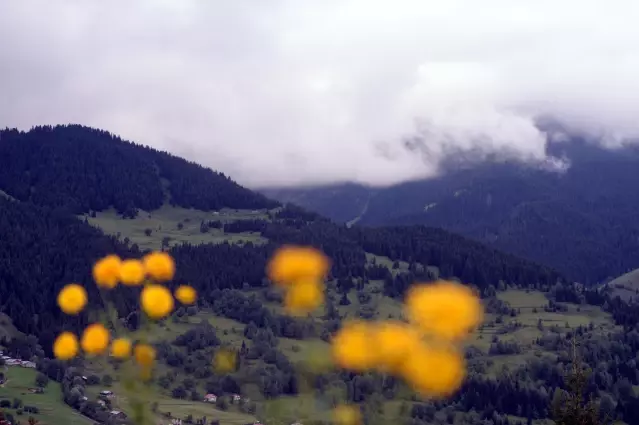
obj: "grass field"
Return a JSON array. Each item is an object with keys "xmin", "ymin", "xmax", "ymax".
[
  {"xmin": 469, "ymin": 289, "xmax": 617, "ymax": 375},
  {"xmin": 70, "ymin": 205, "xmax": 624, "ymax": 424},
  {"xmin": 79, "ymin": 354, "xmax": 257, "ymax": 425},
  {"xmin": 9, "ymin": 283, "xmax": 615, "ymax": 425},
  {"xmin": 82, "ymin": 205, "xmax": 271, "ymax": 251},
  {"xmin": 0, "ymin": 367, "xmax": 93, "ymax": 425},
  {"xmin": 606, "ymin": 268, "xmax": 639, "ymax": 300}
]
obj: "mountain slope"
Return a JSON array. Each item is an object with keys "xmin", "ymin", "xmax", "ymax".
[
  {"xmin": 0, "ymin": 125, "xmax": 564, "ymax": 344},
  {"xmin": 261, "ymin": 183, "xmax": 372, "ymax": 224},
  {"xmin": 0, "ymin": 125, "xmax": 278, "ymax": 215},
  {"xmin": 261, "ymin": 140, "xmax": 639, "ymax": 284},
  {"xmin": 4, "ymin": 125, "xmax": 639, "ymax": 425}
]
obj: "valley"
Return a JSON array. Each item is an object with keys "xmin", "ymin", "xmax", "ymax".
[
  {"xmin": 260, "ymin": 142, "xmax": 639, "ymax": 286},
  {"xmin": 17, "ymin": 204, "xmax": 621, "ymax": 425},
  {"xmin": 0, "ymin": 126, "xmax": 637, "ymax": 425}
]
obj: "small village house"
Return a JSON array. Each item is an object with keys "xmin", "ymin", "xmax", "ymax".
[{"xmin": 110, "ymin": 410, "xmax": 127, "ymax": 420}]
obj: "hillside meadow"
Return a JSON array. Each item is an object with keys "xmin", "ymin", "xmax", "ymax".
[
  {"xmin": 63, "ymin": 204, "xmax": 620, "ymax": 425},
  {"xmin": 1, "ymin": 126, "xmax": 636, "ymax": 425}
]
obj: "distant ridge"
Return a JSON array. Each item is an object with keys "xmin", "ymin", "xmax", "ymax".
[
  {"xmin": 0, "ymin": 124, "xmax": 278, "ymax": 215},
  {"xmin": 261, "ymin": 140, "xmax": 639, "ymax": 284}
]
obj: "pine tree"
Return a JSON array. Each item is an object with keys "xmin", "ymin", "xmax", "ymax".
[{"xmin": 551, "ymin": 339, "xmax": 603, "ymax": 425}]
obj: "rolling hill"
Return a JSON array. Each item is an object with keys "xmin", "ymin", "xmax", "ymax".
[
  {"xmin": 260, "ymin": 138, "xmax": 639, "ymax": 285},
  {"xmin": 1, "ymin": 125, "xmax": 639, "ymax": 425}
]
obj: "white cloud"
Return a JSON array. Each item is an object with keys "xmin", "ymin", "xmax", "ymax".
[{"xmin": 1, "ymin": 0, "xmax": 639, "ymax": 187}]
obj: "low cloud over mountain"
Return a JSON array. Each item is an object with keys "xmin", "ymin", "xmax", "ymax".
[{"xmin": 2, "ymin": 0, "xmax": 639, "ymax": 187}]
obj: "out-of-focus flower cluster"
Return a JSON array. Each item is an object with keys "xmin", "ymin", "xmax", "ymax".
[
  {"xmin": 331, "ymin": 281, "xmax": 483, "ymax": 399},
  {"xmin": 52, "ymin": 245, "xmax": 483, "ymax": 425},
  {"xmin": 266, "ymin": 245, "xmax": 330, "ymax": 316},
  {"xmin": 266, "ymin": 245, "xmax": 484, "ymax": 421},
  {"xmin": 54, "ymin": 251, "xmax": 197, "ymax": 377}
]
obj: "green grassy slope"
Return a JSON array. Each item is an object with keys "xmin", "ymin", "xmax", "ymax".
[
  {"xmin": 68, "ymin": 207, "xmax": 620, "ymax": 424},
  {"xmin": 0, "ymin": 367, "xmax": 93, "ymax": 425},
  {"xmin": 606, "ymin": 269, "xmax": 639, "ymax": 301},
  {"xmin": 0, "ymin": 203, "xmax": 622, "ymax": 425},
  {"xmin": 82, "ymin": 205, "xmax": 272, "ymax": 251}
]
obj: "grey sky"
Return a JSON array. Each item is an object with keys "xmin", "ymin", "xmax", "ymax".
[{"xmin": 1, "ymin": 0, "xmax": 639, "ymax": 188}]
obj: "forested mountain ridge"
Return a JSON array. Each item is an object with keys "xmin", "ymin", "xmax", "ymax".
[
  {"xmin": 0, "ymin": 125, "xmax": 563, "ymax": 347},
  {"xmin": 0, "ymin": 125, "xmax": 278, "ymax": 215},
  {"xmin": 3, "ymin": 125, "xmax": 639, "ymax": 424},
  {"xmin": 261, "ymin": 138, "xmax": 639, "ymax": 284},
  {"xmin": 0, "ymin": 194, "xmax": 563, "ymax": 353}
]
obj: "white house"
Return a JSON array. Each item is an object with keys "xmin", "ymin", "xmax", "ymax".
[
  {"xmin": 203, "ymin": 394, "xmax": 217, "ymax": 403},
  {"xmin": 100, "ymin": 390, "xmax": 114, "ymax": 398},
  {"xmin": 110, "ymin": 410, "xmax": 127, "ymax": 420}
]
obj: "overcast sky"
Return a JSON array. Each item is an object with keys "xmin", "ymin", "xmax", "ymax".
[{"xmin": 2, "ymin": 1, "xmax": 639, "ymax": 188}]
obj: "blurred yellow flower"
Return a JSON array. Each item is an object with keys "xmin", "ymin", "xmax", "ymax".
[
  {"xmin": 372, "ymin": 321, "xmax": 421, "ymax": 373},
  {"xmin": 134, "ymin": 344, "xmax": 156, "ymax": 367},
  {"xmin": 141, "ymin": 284, "xmax": 174, "ymax": 319},
  {"xmin": 57, "ymin": 283, "xmax": 87, "ymax": 315},
  {"xmin": 213, "ymin": 348, "xmax": 236, "ymax": 373},
  {"xmin": 400, "ymin": 343, "xmax": 466, "ymax": 398},
  {"xmin": 81, "ymin": 323, "xmax": 110, "ymax": 355},
  {"xmin": 53, "ymin": 332, "xmax": 79, "ymax": 360},
  {"xmin": 175, "ymin": 285, "xmax": 197, "ymax": 305},
  {"xmin": 404, "ymin": 280, "xmax": 483, "ymax": 340},
  {"xmin": 111, "ymin": 338, "xmax": 132, "ymax": 359},
  {"xmin": 143, "ymin": 251, "xmax": 175, "ymax": 281},
  {"xmin": 119, "ymin": 259, "xmax": 146, "ymax": 286},
  {"xmin": 332, "ymin": 405, "xmax": 361, "ymax": 425},
  {"xmin": 267, "ymin": 245, "xmax": 330, "ymax": 285},
  {"xmin": 331, "ymin": 321, "xmax": 378, "ymax": 371},
  {"xmin": 283, "ymin": 279, "xmax": 324, "ymax": 316},
  {"xmin": 93, "ymin": 255, "xmax": 122, "ymax": 289}
]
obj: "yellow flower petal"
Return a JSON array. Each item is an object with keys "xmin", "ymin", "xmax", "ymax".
[
  {"xmin": 400, "ymin": 343, "xmax": 466, "ymax": 398},
  {"xmin": 404, "ymin": 280, "xmax": 484, "ymax": 340},
  {"xmin": 372, "ymin": 321, "xmax": 421, "ymax": 373},
  {"xmin": 111, "ymin": 338, "xmax": 132, "ymax": 359},
  {"xmin": 53, "ymin": 332, "xmax": 79, "ymax": 360},
  {"xmin": 175, "ymin": 285, "xmax": 197, "ymax": 305},
  {"xmin": 333, "ymin": 405, "xmax": 361, "ymax": 425},
  {"xmin": 213, "ymin": 349, "xmax": 237, "ymax": 374},
  {"xmin": 283, "ymin": 279, "xmax": 324, "ymax": 316},
  {"xmin": 57, "ymin": 284, "xmax": 87, "ymax": 315},
  {"xmin": 143, "ymin": 251, "xmax": 175, "ymax": 282},
  {"xmin": 81, "ymin": 323, "xmax": 110, "ymax": 355},
  {"xmin": 134, "ymin": 344, "xmax": 156, "ymax": 367},
  {"xmin": 331, "ymin": 321, "xmax": 378, "ymax": 371},
  {"xmin": 119, "ymin": 259, "xmax": 146, "ymax": 286},
  {"xmin": 141, "ymin": 284, "xmax": 174, "ymax": 319},
  {"xmin": 267, "ymin": 245, "xmax": 330, "ymax": 285},
  {"xmin": 93, "ymin": 255, "xmax": 122, "ymax": 289}
]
